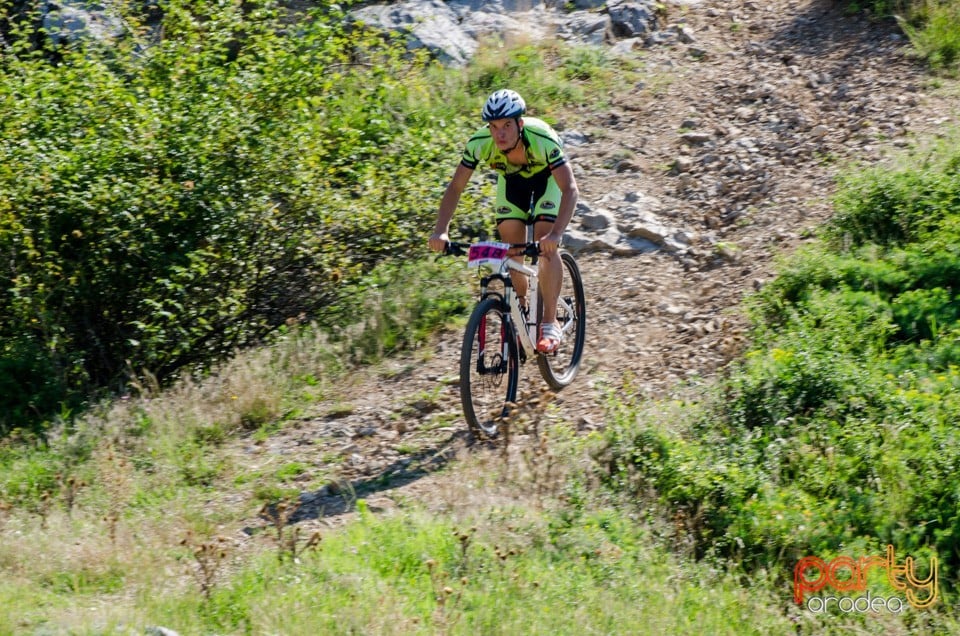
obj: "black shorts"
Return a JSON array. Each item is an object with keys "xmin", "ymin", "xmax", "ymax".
[{"xmin": 495, "ymin": 169, "xmax": 560, "ymax": 225}]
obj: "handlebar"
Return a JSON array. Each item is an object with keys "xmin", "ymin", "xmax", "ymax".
[
  {"xmin": 443, "ymin": 241, "xmax": 470, "ymax": 256},
  {"xmin": 443, "ymin": 241, "xmax": 540, "ymax": 258}
]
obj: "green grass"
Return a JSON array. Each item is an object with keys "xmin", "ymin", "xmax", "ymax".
[
  {"xmin": 834, "ymin": 3, "xmax": 960, "ymax": 74},
  {"xmin": 161, "ymin": 507, "xmax": 797, "ymax": 635},
  {"xmin": 4, "ymin": 449, "xmax": 952, "ymax": 634},
  {"xmin": 0, "ymin": 458, "xmax": 803, "ymax": 635},
  {"xmin": 896, "ymin": 1, "xmax": 960, "ymax": 74}
]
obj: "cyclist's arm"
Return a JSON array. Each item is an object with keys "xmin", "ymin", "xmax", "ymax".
[
  {"xmin": 541, "ymin": 162, "xmax": 579, "ymax": 254},
  {"xmin": 430, "ymin": 163, "xmax": 474, "ymax": 251}
]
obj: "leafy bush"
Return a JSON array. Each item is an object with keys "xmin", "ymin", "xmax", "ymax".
[
  {"xmin": 594, "ymin": 136, "xmax": 960, "ymax": 596},
  {"xmin": 828, "ymin": 164, "xmax": 960, "ymax": 247},
  {"xmin": 0, "ymin": 337, "xmax": 63, "ymax": 426},
  {"xmin": 0, "ymin": 0, "xmax": 475, "ymax": 435}
]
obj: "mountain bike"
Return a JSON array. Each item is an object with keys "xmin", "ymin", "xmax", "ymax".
[{"xmin": 444, "ymin": 239, "xmax": 586, "ymax": 439}]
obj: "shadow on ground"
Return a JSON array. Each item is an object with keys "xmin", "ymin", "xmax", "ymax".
[{"xmin": 285, "ymin": 429, "xmax": 491, "ymax": 523}]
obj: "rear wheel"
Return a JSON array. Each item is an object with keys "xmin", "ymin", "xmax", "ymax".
[
  {"xmin": 537, "ymin": 251, "xmax": 586, "ymax": 390},
  {"xmin": 460, "ymin": 297, "xmax": 519, "ymax": 439}
]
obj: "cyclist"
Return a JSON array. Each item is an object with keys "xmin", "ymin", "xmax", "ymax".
[{"xmin": 428, "ymin": 89, "xmax": 579, "ymax": 353}]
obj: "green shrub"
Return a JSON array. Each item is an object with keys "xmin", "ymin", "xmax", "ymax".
[
  {"xmin": 828, "ymin": 165, "xmax": 960, "ymax": 248},
  {"xmin": 594, "ymin": 131, "xmax": 960, "ymax": 598},
  {"xmin": 0, "ymin": 337, "xmax": 63, "ymax": 432},
  {"xmin": 0, "ymin": 0, "xmax": 473, "ymax": 434},
  {"xmin": 844, "ymin": 0, "xmax": 960, "ymax": 77},
  {"xmin": 466, "ymin": 43, "xmax": 587, "ymax": 114}
]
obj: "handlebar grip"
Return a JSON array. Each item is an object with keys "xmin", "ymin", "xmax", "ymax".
[{"xmin": 444, "ymin": 241, "xmax": 468, "ymax": 256}]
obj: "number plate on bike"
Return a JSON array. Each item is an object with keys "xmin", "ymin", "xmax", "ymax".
[
  {"xmin": 467, "ymin": 242, "xmax": 510, "ymax": 269},
  {"xmin": 467, "ymin": 241, "xmax": 510, "ymax": 268}
]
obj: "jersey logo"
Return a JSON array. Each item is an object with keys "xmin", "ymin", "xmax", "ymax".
[
  {"xmin": 497, "ymin": 206, "xmax": 513, "ymax": 215},
  {"xmin": 549, "ymin": 148, "xmax": 561, "ymax": 159},
  {"xmin": 540, "ymin": 201, "xmax": 556, "ymax": 210}
]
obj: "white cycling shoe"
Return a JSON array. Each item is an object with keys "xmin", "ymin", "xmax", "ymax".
[{"xmin": 537, "ymin": 322, "xmax": 562, "ymax": 353}]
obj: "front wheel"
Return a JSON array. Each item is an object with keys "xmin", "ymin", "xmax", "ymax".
[
  {"xmin": 460, "ymin": 296, "xmax": 519, "ymax": 439},
  {"xmin": 538, "ymin": 251, "xmax": 586, "ymax": 390}
]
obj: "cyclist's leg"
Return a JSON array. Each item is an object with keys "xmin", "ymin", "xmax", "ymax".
[
  {"xmin": 532, "ymin": 175, "xmax": 563, "ymax": 329},
  {"xmin": 495, "ymin": 175, "xmax": 534, "ymax": 304},
  {"xmin": 497, "ymin": 218, "xmax": 528, "ymax": 302},
  {"xmin": 534, "ymin": 219, "xmax": 561, "ymax": 327}
]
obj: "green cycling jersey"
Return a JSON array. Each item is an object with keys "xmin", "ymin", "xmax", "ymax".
[{"xmin": 460, "ymin": 117, "xmax": 568, "ymax": 179}]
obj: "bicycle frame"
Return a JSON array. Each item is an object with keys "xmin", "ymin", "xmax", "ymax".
[
  {"xmin": 478, "ymin": 257, "xmax": 538, "ymax": 357},
  {"xmin": 476, "ymin": 248, "xmax": 577, "ymax": 358}
]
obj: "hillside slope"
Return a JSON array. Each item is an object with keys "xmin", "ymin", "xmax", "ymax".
[{"xmin": 231, "ymin": 0, "xmax": 960, "ymax": 529}]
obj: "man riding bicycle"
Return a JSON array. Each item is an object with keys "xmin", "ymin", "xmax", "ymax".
[{"xmin": 428, "ymin": 89, "xmax": 580, "ymax": 353}]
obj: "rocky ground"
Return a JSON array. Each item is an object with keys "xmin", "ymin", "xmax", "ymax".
[{"xmin": 231, "ymin": 0, "xmax": 960, "ymax": 530}]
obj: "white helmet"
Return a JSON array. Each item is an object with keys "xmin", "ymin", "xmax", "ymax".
[{"xmin": 481, "ymin": 89, "xmax": 526, "ymax": 122}]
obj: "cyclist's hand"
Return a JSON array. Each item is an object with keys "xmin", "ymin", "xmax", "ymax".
[
  {"xmin": 539, "ymin": 232, "xmax": 562, "ymax": 257},
  {"xmin": 429, "ymin": 232, "xmax": 449, "ymax": 253}
]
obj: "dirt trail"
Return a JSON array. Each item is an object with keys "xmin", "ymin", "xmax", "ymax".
[{"xmin": 231, "ymin": 0, "xmax": 960, "ymax": 529}]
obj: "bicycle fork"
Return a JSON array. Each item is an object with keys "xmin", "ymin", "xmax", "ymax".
[{"xmin": 475, "ymin": 312, "xmax": 511, "ymax": 375}]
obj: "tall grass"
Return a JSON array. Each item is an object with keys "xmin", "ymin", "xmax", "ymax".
[
  {"xmin": 0, "ymin": 440, "xmax": 803, "ymax": 635},
  {"xmin": 893, "ymin": 0, "xmax": 960, "ymax": 74},
  {"xmin": 843, "ymin": 1, "xmax": 960, "ymax": 74}
]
